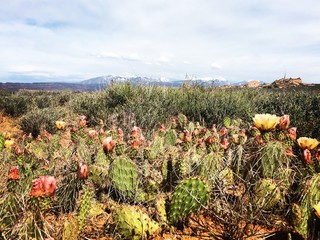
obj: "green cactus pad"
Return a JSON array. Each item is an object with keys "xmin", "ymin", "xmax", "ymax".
[
  {"xmin": 113, "ymin": 205, "xmax": 160, "ymax": 239},
  {"xmin": 223, "ymin": 117, "xmax": 231, "ymax": 128},
  {"xmin": 164, "ymin": 129, "xmax": 177, "ymax": 146},
  {"xmin": 109, "ymin": 156, "xmax": 140, "ymax": 201},
  {"xmin": 260, "ymin": 141, "xmax": 290, "ymax": 178},
  {"xmin": 168, "ymin": 177, "xmax": 210, "ymax": 223},
  {"xmin": 253, "ymin": 178, "xmax": 281, "ymax": 210},
  {"xmin": 295, "ymin": 173, "xmax": 320, "ymax": 239}
]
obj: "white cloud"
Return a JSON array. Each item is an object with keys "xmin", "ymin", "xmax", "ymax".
[
  {"xmin": 0, "ymin": 0, "xmax": 320, "ymax": 83},
  {"xmin": 211, "ymin": 62, "xmax": 221, "ymax": 70}
]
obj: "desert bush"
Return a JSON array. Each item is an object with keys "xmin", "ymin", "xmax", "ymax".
[
  {"xmin": 20, "ymin": 107, "xmax": 67, "ymax": 137},
  {"xmin": 70, "ymin": 92, "xmax": 106, "ymax": 126},
  {"xmin": 0, "ymin": 92, "xmax": 33, "ymax": 117}
]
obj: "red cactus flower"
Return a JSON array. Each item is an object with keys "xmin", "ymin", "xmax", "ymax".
[
  {"xmin": 130, "ymin": 126, "xmax": 141, "ymax": 138},
  {"xmin": 205, "ymin": 136, "xmax": 214, "ymax": 145},
  {"xmin": 183, "ymin": 130, "xmax": 192, "ymax": 143},
  {"xmin": 88, "ymin": 130, "xmax": 98, "ymax": 139},
  {"xmin": 192, "ymin": 128, "xmax": 199, "ymax": 137},
  {"xmin": 316, "ymin": 149, "xmax": 320, "ymax": 161},
  {"xmin": 196, "ymin": 139, "xmax": 204, "ymax": 148},
  {"xmin": 219, "ymin": 127, "xmax": 227, "ymax": 137},
  {"xmin": 15, "ymin": 146, "xmax": 24, "ymax": 156},
  {"xmin": 286, "ymin": 147, "xmax": 295, "ymax": 157},
  {"xmin": 78, "ymin": 162, "xmax": 89, "ymax": 180},
  {"xmin": 117, "ymin": 128, "xmax": 124, "ymax": 142},
  {"xmin": 30, "ymin": 176, "xmax": 57, "ymax": 197},
  {"xmin": 103, "ymin": 136, "xmax": 115, "ymax": 153},
  {"xmin": 40, "ymin": 176, "xmax": 57, "ymax": 197},
  {"xmin": 99, "ymin": 128, "xmax": 105, "ymax": 135},
  {"xmin": 288, "ymin": 127, "xmax": 297, "ymax": 141},
  {"xmin": 211, "ymin": 124, "xmax": 217, "ymax": 133},
  {"xmin": 30, "ymin": 178, "xmax": 44, "ymax": 197},
  {"xmin": 201, "ymin": 127, "xmax": 207, "ymax": 134},
  {"xmin": 79, "ymin": 115, "xmax": 87, "ymax": 127},
  {"xmin": 8, "ymin": 166, "xmax": 20, "ymax": 180},
  {"xmin": 303, "ymin": 149, "xmax": 312, "ymax": 164},
  {"xmin": 279, "ymin": 115, "xmax": 290, "ymax": 130},
  {"xmin": 220, "ymin": 137, "xmax": 229, "ymax": 149}
]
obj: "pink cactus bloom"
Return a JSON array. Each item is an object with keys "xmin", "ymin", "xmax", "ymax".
[{"xmin": 279, "ymin": 115, "xmax": 290, "ymax": 130}]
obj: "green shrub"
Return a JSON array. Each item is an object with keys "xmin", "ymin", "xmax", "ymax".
[{"xmin": 20, "ymin": 107, "xmax": 67, "ymax": 138}]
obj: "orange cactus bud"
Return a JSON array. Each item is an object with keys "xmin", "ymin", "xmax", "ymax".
[
  {"xmin": 287, "ymin": 127, "xmax": 297, "ymax": 141},
  {"xmin": 205, "ymin": 136, "xmax": 214, "ymax": 145},
  {"xmin": 279, "ymin": 115, "xmax": 290, "ymax": 130},
  {"xmin": 78, "ymin": 162, "xmax": 89, "ymax": 180},
  {"xmin": 316, "ymin": 149, "xmax": 320, "ymax": 161},
  {"xmin": 220, "ymin": 137, "xmax": 229, "ymax": 149},
  {"xmin": 183, "ymin": 130, "xmax": 192, "ymax": 142},
  {"xmin": 15, "ymin": 146, "xmax": 24, "ymax": 155},
  {"xmin": 219, "ymin": 127, "xmax": 227, "ymax": 137},
  {"xmin": 192, "ymin": 128, "xmax": 199, "ymax": 137},
  {"xmin": 79, "ymin": 115, "xmax": 87, "ymax": 127},
  {"xmin": 211, "ymin": 124, "xmax": 217, "ymax": 133},
  {"xmin": 88, "ymin": 130, "xmax": 98, "ymax": 139},
  {"xmin": 303, "ymin": 149, "xmax": 312, "ymax": 164},
  {"xmin": 130, "ymin": 126, "xmax": 140, "ymax": 138},
  {"xmin": 30, "ymin": 176, "xmax": 57, "ymax": 197},
  {"xmin": 8, "ymin": 166, "xmax": 20, "ymax": 180},
  {"xmin": 103, "ymin": 136, "xmax": 115, "ymax": 153}
]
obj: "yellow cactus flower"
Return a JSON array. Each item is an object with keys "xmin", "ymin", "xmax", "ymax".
[
  {"xmin": 55, "ymin": 121, "xmax": 66, "ymax": 130},
  {"xmin": 314, "ymin": 202, "xmax": 320, "ymax": 218},
  {"xmin": 4, "ymin": 139, "xmax": 15, "ymax": 148},
  {"xmin": 252, "ymin": 114, "xmax": 280, "ymax": 131},
  {"xmin": 297, "ymin": 137, "xmax": 319, "ymax": 150}
]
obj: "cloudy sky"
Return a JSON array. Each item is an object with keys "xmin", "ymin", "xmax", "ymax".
[{"xmin": 1, "ymin": 0, "xmax": 320, "ymax": 83}]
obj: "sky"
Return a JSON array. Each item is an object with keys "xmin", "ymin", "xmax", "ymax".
[{"xmin": 0, "ymin": 0, "xmax": 320, "ymax": 83}]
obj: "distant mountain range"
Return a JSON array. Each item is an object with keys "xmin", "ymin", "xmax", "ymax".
[
  {"xmin": 80, "ymin": 75, "xmax": 259, "ymax": 88},
  {"xmin": 0, "ymin": 75, "xmax": 267, "ymax": 91}
]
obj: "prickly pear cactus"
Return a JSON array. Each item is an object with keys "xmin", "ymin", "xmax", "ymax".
[
  {"xmin": 62, "ymin": 214, "xmax": 79, "ymax": 240},
  {"xmin": 90, "ymin": 164, "xmax": 109, "ymax": 189},
  {"xmin": 223, "ymin": 117, "xmax": 231, "ymax": 128},
  {"xmin": 109, "ymin": 156, "xmax": 140, "ymax": 201},
  {"xmin": 155, "ymin": 194, "xmax": 168, "ymax": 224},
  {"xmin": 168, "ymin": 177, "xmax": 210, "ymax": 223},
  {"xmin": 78, "ymin": 186, "xmax": 94, "ymax": 232},
  {"xmin": 164, "ymin": 129, "xmax": 177, "ymax": 146},
  {"xmin": 113, "ymin": 205, "xmax": 160, "ymax": 239},
  {"xmin": 253, "ymin": 178, "xmax": 281, "ymax": 210},
  {"xmin": 177, "ymin": 113, "xmax": 188, "ymax": 130},
  {"xmin": 294, "ymin": 174, "xmax": 320, "ymax": 239},
  {"xmin": 260, "ymin": 141, "xmax": 290, "ymax": 178}
]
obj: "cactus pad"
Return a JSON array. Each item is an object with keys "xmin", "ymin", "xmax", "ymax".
[
  {"xmin": 168, "ymin": 177, "xmax": 210, "ymax": 223},
  {"xmin": 113, "ymin": 205, "xmax": 160, "ymax": 239},
  {"xmin": 109, "ymin": 156, "xmax": 139, "ymax": 201},
  {"xmin": 253, "ymin": 178, "xmax": 281, "ymax": 210}
]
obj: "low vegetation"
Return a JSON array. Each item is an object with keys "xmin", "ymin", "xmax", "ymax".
[{"xmin": 0, "ymin": 83, "xmax": 320, "ymax": 239}]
